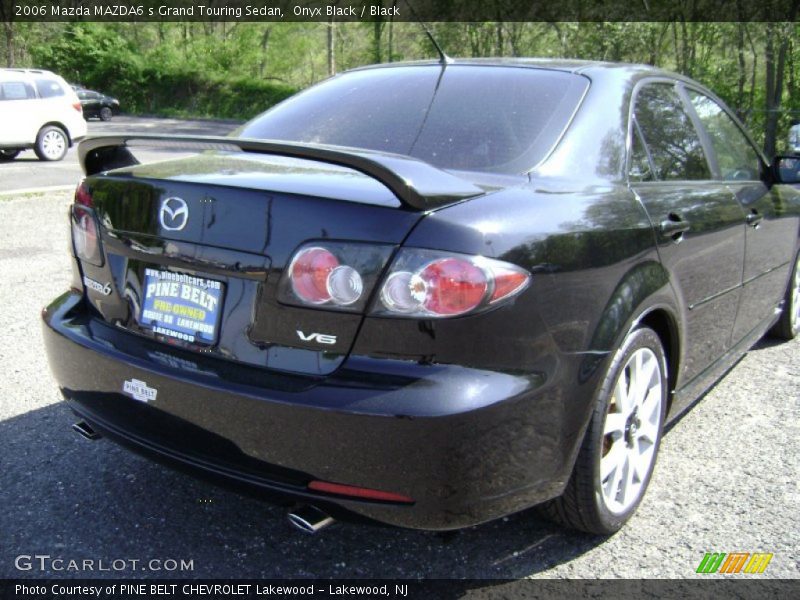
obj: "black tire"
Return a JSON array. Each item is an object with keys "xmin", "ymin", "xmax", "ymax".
[
  {"xmin": 99, "ymin": 106, "xmax": 113, "ymax": 121},
  {"xmin": 540, "ymin": 327, "xmax": 668, "ymax": 534},
  {"xmin": 34, "ymin": 126, "xmax": 68, "ymax": 161},
  {"xmin": 0, "ymin": 149, "xmax": 20, "ymax": 161},
  {"xmin": 769, "ymin": 251, "xmax": 800, "ymax": 340}
]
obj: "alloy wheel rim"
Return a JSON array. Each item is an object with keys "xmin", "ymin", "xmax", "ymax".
[
  {"xmin": 42, "ymin": 131, "xmax": 65, "ymax": 159},
  {"xmin": 600, "ymin": 347, "xmax": 662, "ymax": 514},
  {"xmin": 792, "ymin": 255, "xmax": 800, "ymax": 334}
]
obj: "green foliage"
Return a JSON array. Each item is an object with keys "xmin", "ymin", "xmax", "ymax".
[
  {"xmin": 4, "ymin": 21, "xmax": 798, "ymax": 149},
  {"xmin": 25, "ymin": 22, "xmax": 296, "ymax": 119}
]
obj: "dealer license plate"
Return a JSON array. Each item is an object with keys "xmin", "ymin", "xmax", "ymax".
[{"xmin": 140, "ymin": 268, "xmax": 224, "ymax": 345}]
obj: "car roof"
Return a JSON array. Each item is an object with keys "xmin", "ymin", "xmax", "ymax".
[
  {"xmin": 347, "ymin": 57, "xmax": 691, "ymax": 86},
  {"xmin": 0, "ymin": 68, "xmax": 59, "ymax": 80}
]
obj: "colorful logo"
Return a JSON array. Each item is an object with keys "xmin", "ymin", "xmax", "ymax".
[{"xmin": 696, "ymin": 552, "xmax": 773, "ymax": 574}]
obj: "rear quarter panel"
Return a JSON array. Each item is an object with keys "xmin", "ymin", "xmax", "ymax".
[{"xmin": 356, "ymin": 182, "xmax": 671, "ymax": 367}]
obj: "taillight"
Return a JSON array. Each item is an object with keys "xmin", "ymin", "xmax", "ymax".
[
  {"xmin": 373, "ymin": 249, "xmax": 530, "ymax": 318},
  {"xmin": 75, "ymin": 180, "xmax": 92, "ymax": 206},
  {"xmin": 71, "ymin": 182, "xmax": 103, "ymax": 266},
  {"xmin": 279, "ymin": 243, "xmax": 529, "ymax": 318},
  {"xmin": 290, "ymin": 247, "xmax": 340, "ymax": 304},
  {"xmin": 278, "ymin": 242, "xmax": 394, "ymax": 312},
  {"xmin": 414, "ymin": 258, "xmax": 488, "ymax": 315},
  {"xmin": 72, "ymin": 101, "xmax": 82, "ymax": 113}
]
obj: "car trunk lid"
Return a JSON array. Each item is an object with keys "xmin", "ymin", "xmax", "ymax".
[{"xmin": 76, "ymin": 149, "xmax": 460, "ymax": 375}]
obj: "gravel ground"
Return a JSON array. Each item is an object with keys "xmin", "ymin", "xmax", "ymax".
[{"xmin": 0, "ymin": 190, "xmax": 798, "ymax": 581}]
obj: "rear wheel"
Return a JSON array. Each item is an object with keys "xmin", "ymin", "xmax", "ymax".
[
  {"xmin": 99, "ymin": 106, "xmax": 113, "ymax": 121},
  {"xmin": 540, "ymin": 327, "xmax": 668, "ymax": 534},
  {"xmin": 0, "ymin": 149, "xmax": 20, "ymax": 161},
  {"xmin": 769, "ymin": 251, "xmax": 800, "ymax": 340},
  {"xmin": 34, "ymin": 126, "xmax": 68, "ymax": 161}
]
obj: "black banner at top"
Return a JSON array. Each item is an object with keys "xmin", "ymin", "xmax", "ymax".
[{"xmin": 3, "ymin": 0, "xmax": 800, "ymax": 23}]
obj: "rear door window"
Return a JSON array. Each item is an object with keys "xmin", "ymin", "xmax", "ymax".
[
  {"xmin": 686, "ymin": 89, "xmax": 763, "ymax": 181},
  {"xmin": 629, "ymin": 119, "xmax": 655, "ymax": 182},
  {"xmin": 0, "ymin": 81, "xmax": 35, "ymax": 101},
  {"xmin": 632, "ymin": 83, "xmax": 711, "ymax": 181},
  {"xmin": 35, "ymin": 78, "xmax": 66, "ymax": 98}
]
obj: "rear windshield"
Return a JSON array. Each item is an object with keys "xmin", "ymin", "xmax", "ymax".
[{"xmin": 239, "ymin": 66, "xmax": 588, "ymax": 174}]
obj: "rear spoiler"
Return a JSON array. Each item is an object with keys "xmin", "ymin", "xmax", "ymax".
[{"xmin": 78, "ymin": 134, "xmax": 484, "ymax": 211}]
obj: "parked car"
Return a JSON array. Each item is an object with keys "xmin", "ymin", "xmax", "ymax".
[
  {"xmin": 0, "ymin": 68, "xmax": 87, "ymax": 161},
  {"xmin": 76, "ymin": 88, "xmax": 120, "ymax": 121},
  {"xmin": 42, "ymin": 59, "xmax": 800, "ymax": 535},
  {"xmin": 789, "ymin": 121, "xmax": 800, "ymax": 154},
  {"xmin": 779, "ymin": 156, "xmax": 800, "ymax": 191}
]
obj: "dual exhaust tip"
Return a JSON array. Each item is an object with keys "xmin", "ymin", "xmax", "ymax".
[
  {"xmin": 72, "ymin": 420, "xmax": 101, "ymax": 441},
  {"xmin": 73, "ymin": 421, "xmax": 334, "ymax": 534},
  {"xmin": 287, "ymin": 504, "xmax": 335, "ymax": 534}
]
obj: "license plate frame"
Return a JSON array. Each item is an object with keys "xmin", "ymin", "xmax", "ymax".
[{"xmin": 140, "ymin": 268, "xmax": 225, "ymax": 345}]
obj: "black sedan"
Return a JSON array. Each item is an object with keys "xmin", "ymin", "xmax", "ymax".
[
  {"xmin": 42, "ymin": 59, "xmax": 800, "ymax": 535},
  {"xmin": 76, "ymin": 88, "xmax": 119, "ymax": 121}
]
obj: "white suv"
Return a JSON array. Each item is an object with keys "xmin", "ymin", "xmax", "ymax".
[{"xmin": 0, "ymin": 68, "xmax": 88, "ymax": 161}]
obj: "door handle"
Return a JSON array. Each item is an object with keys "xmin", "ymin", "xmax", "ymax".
[
  {"xmin": 659, "ymin": 215, "xmax": 691, "ymax": 240},
  {"xmin": 745, "ymin": 210, "xmax": 763, "ymax": 228}
]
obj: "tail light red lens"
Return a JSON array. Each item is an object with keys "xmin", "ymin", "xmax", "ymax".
[
  {"xmin": 75, "ymin": 180, "xmax": 93, "ymax": 206},
  {"xmin": 290, "ymin": 247, "xmax": 340, "ymax": 304},
  {"xmin": 308, "ymin": 480, "xmax": 414, "ymax": 504},
  {"xmin": 71, "ymin": 183, "xmax": 103, "ymax": 267},
  {"xmin": 374, "ymin": 249, "xmax": 530, "ymax": 318},
  {"xmin": 72, "ymin": 101, "xmax": 82, "ymax": 113},
  {"xmin": 278, "ymin": 242, "xmax": 394, "ymax": 312},
  {"xmin": 489, "ymin": 267, "xmax": 530, "ymax": 303},
  {"xmin": 416, "ymin": 258, "xmax": 488, "ymax": 315}
]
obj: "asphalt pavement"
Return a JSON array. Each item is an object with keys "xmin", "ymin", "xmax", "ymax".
[{"xmin": 0, "ymin": 121, "xmax": 797, "ymax": 583}]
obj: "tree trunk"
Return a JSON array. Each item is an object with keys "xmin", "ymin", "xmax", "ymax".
[
  {"xmin": 387, "ymin": 13, "xmax": 394, "ymax": 62},
  {"xmin": 327, "ymin": 19, "xmax": 335, "ymax": 76},
  {"xmin": 372, "ymin": 19, "xmax": 382, "ymax": 63},
  {"xmin": 763, "ymin": 19, "xmax": 795, "ymax": 157},
  {"xmin": 259, "ymin": 27, "xmax": 271, "ymax": 78},
  {"xmin": 736, "ymin": 23, "xmax": 747, "ymax": 120},
  {"xmin": 4, "ymin": 23, "xmax": 13, "ymax": 67}
]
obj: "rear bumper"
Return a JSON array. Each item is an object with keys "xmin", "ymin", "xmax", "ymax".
[{"xmin": 42, "ymin": 291, "xmax": 595, "ymax": 530}]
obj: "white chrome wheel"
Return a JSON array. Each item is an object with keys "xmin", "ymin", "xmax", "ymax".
[
  {"xmin": 41, "ymin": 130, "xmax": 66, "ymax": 160},
  {"xmin": 600, "ymin": 346, "xmax": 663, "ymax": 514}
]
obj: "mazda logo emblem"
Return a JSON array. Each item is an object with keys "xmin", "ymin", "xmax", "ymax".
[{"xmin": 159, "ymin": 197, "xmax": 189, "ymax": 231}]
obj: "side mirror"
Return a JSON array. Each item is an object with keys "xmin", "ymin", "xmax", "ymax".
[{"xmin": 772, "ymin": 155, "xmax": 800, "ymax": 184}]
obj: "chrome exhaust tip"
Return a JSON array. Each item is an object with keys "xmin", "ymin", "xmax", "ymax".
[
  {"xmin": 72, "ymin": 421, "xmax": 101, "ymax": 441},
  {"xmin": 287, "ymin": 505, "xmax": 335, "ymax": 534}
]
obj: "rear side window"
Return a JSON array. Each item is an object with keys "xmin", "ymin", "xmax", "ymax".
[
  {"xmin": 687, "ymin": 90, "xmax": 762, "ymax": 181},
  {"xmin": 633, "ymin": 83, "xmax": 711, "ymax": 181},
  {"xmin": 0, "ymin": 81, "xmax": 35, "ymax": 101},
  {"xmin": 35, "ymin": 78, "xmax": 66, "ymax": 98},
  {"xmin": 240, "ymin": 66, "xmax": 589, "ymax": 174},
  {"xmin": 629, "ymin": 119, "xmax": 655, "ymax": 182}
]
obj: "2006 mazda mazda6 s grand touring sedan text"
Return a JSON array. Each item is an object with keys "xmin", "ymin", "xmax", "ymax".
[{"xmin": 42, "ymin": 59, "xmax": 800, "ymax": 535}]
